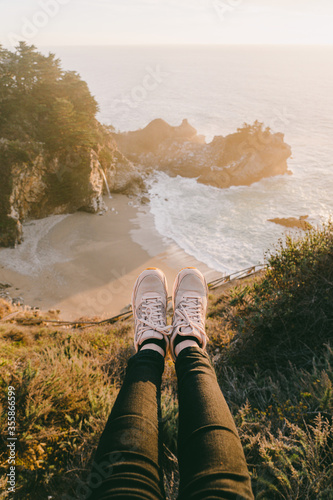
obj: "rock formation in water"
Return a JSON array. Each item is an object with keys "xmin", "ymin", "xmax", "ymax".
[
  {"xmin": 0, "ymin": 44, "xmax": 292, "ymax": 248},
  {"xmin": 268, "ymin": 216, "xmax": 312, "ymax": 231},
  {"xmin": 113, "ymin": 119, "xmax": 292, "ymax": 189}
]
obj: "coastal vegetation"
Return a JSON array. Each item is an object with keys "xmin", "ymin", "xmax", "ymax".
[
  {"xmin": 0, "ymin": 43, "xmax": 140, "ymax": 247},
  {"xmin": 0, "ymin": 43, "xmax": 98, "ymax": 151},
  {"xmin": 0, "ymin": 224, "xmax": 332, "ymax": 499},
  {"xmin": 0, "ymin": 42, "xmax": 99, "ymax": 244}
]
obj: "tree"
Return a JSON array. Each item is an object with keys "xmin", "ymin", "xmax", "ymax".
[
  {"xmin": 0, "ymin": 43, "xmax": 103, "ymax": 246},
  {"xmin": 0, "ymin": 43, "xmax": 99, "ymax": 151}
]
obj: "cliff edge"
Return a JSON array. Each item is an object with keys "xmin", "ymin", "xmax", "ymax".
[{"xmin": 0, "ymin": 44, "xmax": 143, "ymax": 247}]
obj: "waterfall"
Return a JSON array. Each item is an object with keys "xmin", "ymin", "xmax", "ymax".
[{"xmin": 99, "ymin": 168, "xmax": 112, "ymax": 199}]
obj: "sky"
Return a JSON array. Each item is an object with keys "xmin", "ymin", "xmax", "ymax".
[{"xmin": 1, "ymin": 0, "xmax": 333, "ymax": 48}]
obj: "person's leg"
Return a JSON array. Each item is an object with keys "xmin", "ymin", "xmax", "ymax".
[
  {"xmin": 170, "ymin": 268, "xmax": 254, "ymax": 500},
  {"xmin": 87, "ymin": 349, "xmax": 165, "ymax": 500},
  {"xmin": 176, "ymin": 347, "xmax": 254, "ymax": 500},
  {"xmin": 86, "ymin": 268, "xmax": 171, "ymax": 500}
]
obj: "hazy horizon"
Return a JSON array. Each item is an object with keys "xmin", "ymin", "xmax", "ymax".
[
  {"xmin": 36, "ymin": 43, "xmax": 333, "ymax": 48},
  {"xmin": 1, "ymin": 0, "xmax": 333, "ymax": 49}
]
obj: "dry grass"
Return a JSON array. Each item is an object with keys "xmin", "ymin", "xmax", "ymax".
[
  {"xmin": 0, "ymin": 226, "xmax": 332, "ymax": 499},
  {"xmin": 0, "ymin": 320, "xmax": 133, "ymax": 499},
  {"xmin": 0, "ymin": 308, "xmax": 331, "ymax": 499},
  {"xmin": 0, "ymin": 298, "xmax": 14, "ymax": 320}
]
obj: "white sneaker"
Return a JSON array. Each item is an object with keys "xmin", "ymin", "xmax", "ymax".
[
  {"xmin": 132, "ymin": 268, "xmax": 171, "ymax": 357},
  {"xmin": 170, "ymin": 268, "xmax": 208, "ymax": 361}
]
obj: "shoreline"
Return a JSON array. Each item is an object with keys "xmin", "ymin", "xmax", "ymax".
[{"xmin": 0, "ymin": 195, "xmax": 219, "ymax": 321}]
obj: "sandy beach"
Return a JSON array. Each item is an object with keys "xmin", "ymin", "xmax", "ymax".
[{"xmin": 0, "ymin": 195, "xmax": 219, "ymax": 320}]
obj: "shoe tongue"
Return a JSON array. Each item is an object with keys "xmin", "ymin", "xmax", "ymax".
[
  {"xmin": 178, "ymin": 295, "xmax": 200, "ymax": 334},
  {"xmin": 140, "ymin": 294, "xmax": 164, "ymax": 337},
  {"xmin": 143, "ymin": 292, "xmax": 162, "ymax": 301}
]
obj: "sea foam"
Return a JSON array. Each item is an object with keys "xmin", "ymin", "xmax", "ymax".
[{"xmin": 146, "ymin": 172, "xmax": 323, "ymax": 274}]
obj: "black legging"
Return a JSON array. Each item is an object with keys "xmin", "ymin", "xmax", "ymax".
[{"xmin": 85, "ymin": 347, "xmax": 254, "ymax": 500}]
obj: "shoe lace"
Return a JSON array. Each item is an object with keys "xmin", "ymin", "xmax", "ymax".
[
  {"xmin": 173, "ymin": 296, "xmax": 206, "ymax": 338},
  {"xmin": 137, "ymin": 297, "xmax": 172, "ymax": 340}
]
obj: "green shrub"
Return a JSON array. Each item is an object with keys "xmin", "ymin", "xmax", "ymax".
[{"xmin": 227, "ymin": 223, "xmax": 333, "ymax": 370}]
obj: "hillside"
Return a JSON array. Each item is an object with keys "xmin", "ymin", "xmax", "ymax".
[
  {"xmin": 0, "ymin": 225, "xmax": 332, "ymax": 499},
  {"xmin": 0, "ymin": 43, "xmax": 143, "ymax": 247}
]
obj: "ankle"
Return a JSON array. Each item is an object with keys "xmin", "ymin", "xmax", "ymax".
[
  {"xmin": 140, "ymin": 343, "xmax": 165, "ymax": 357},
  {"xmin": 174, "ymin": 339, "xmax": 200, "ymax": 358}
]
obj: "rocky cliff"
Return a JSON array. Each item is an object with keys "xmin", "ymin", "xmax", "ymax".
[
  {"xmin": 0, "ymin": 43, "xmax": 145, "ymax": 248},
  {"xmin": 113, "ymin": 119, "xmax": 292, "ymax": 190},
  {"xmin": 0, "ymin": 127, "xmax": 143, "ymax": 247}
]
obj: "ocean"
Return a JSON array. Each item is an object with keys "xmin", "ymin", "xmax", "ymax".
[{"xmin": 45, "ymin": 45, "xmax": 333, "ymax": 273}]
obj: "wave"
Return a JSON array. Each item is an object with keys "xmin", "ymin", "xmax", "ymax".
[
  {"xmin": 0, "ymin": 215, "xmax": 70, "ymax": 276},
  {"xmin": 145, "ymin": 172, "xmax": 314, "ymax": 274}
]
